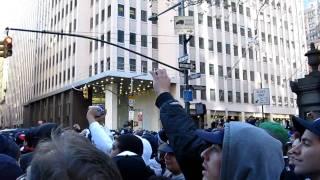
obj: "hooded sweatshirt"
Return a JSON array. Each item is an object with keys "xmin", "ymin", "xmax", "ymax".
[{"xmin": 220, "ymin": 122, "xmax": 285, "ymax": 180}]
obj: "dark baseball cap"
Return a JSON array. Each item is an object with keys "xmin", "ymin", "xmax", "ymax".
[
  {"xmin": 293, "ymin": 116, "xmax": 320, "ymax": 137},
  {"xmin": 158, "ymin": 143, "xmax": 174, "ymax": 153},
  {"xmin": 195, "ymin": 129, "xmax": 224, "ymax": 145}
]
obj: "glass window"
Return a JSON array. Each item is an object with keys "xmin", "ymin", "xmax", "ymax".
[
  {"xmin": 118, "ymin": 30, "xmax": 124, "ymax": 43},
  {"xmin": 250, "ymin": 71, "xmax": 255, "ymax": 81},
  {"xmin": 94, "ymin": 63, "xmax": 98, "ymax": 75},
  {"xmin": 219, "ymin": 90, "xmax": 224, "ymax": 102},
  {"xmin": 226, "ymin": 44, "xmax": 230, "ymax": 54},
  {"xmin": 235, "ymin": 68, "xmax": 239, "ymax": 79},
  {"xmin": 217, "ymin": 42, "xmax": 222, "ymax": 52},
  {"xmin": 100, "ymin": 60, "xmax": 104, "ymax": 73},
  {"xmin": 243, "ymin": 70, "xmax": 247, "ymax": 80},
  {"xmin": 224, "ymin": 21, "xmax": 229, "ymax": 32},
  {"xmin": 129, "ymin": 59, "xmax": 136, "ymax": 72},
  {"xmin": 207, "ymin": 16, "xmax": 212, "ymax": 27},
  {"xmin": 198, "ymin": 13, "xmax": 203, "ymax": 24},
  {"xmin": 117, "ymin": 57, "xmax": 124, "ymax": 70},
  {"xmin": 201, "ymin": 89, "xmax": 207, "ymax": 100},
  {"xmin": 236, "ymin": 92, "xmax": 241, "ymax": 103},
  {"xmin": 141, "ymin": 60, "xmax": 148, "ymax": 73},
  {"xmin": 141, "ymin": 35, "xmax": 147, "ymax": 47},
  {"xmin": 152, "ymin": 37, "xmax": 158, "ymax": 49},
  {"xmin": 152, "ymin": 13, "xmax": 157, "ymax": 24},
  {"xmin": 118, "ymin": 4, "xmax": 124, "ymax": 16},
  {"xmin": 89, "ymin": 66, "xmax": 92, "ymax": 77},
  {"xmin": 101, "ymin": 34, "xmax": 104, "ymax": 47},
  {"xmin": 130, "ymin": 7, "xmax": 136, "ymax": 19},
  {"xmin": 210, "ymin": 89, "xmax": 216, "ymax": 101},
  {"xmin": 232, "ymin": 24, "xmax": 237, "ymax": 34},
  {"xmin": 234, "ymin": 45, "xmax": 238, "ymax": 56},
  {"xmin": 95, "ymin": 13, "xmax": 99, "ymax": 25},
  {"xmin": 141, "ymin": 10, "xmax": 147, "ymax": 21},
  {"xmin": 101, "ymin": 9, "xmax": 105, "ymax": 22},
  {"xmin": 227, "ymin": 67, "xmax": 232, "ymax": 78},
  {"xmin": 218, "ymin": 65, "xmax": 223, "ymax": 77},
  {"xmin": 190, "ymin": 60, "xmax": 196, "ymax": 73},
  {"xmin": 209, "ymin": 64, "xmax": 214, "ymax": 75},
  {"xmin": 209, "ymin": 40, "xmax": 214, "ymax": 51},
  {"xmin": 216, "ymin": 18, "xmax": 221, "ymax": 29},
  {"xmin": 107, "ymin": 5, "xmax": 111, "ymax": 17},
  {"xmin": 199, "ymin": 37, "xmax": 204, "ymax": 49},
  {"xmin": 152, "ymin": 62, "xmax": 159, "ymax": 71},
  {"xmin": 244, "ymin": 93, "xmax": 248, "ymax": 103},
  {"xmin": 228, "ymin": 91, "xmax": 233, "ymax": 102},
  {"xmin": 130, "ymin": 33, "xmax": 136, "ymax": 45},
  {"xmin": 200, "ymin": 62, "xmax": 205, "ymax": 74}
]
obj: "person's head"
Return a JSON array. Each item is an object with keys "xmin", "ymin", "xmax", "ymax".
[
  {"xmin": 29, "ymin": 130, "xmax": 122, "ymax": 180},
  {"xmin": 197, "ymin": 122, "xmax": 284, "ymax": 180},
  {"xmin": 0, "ymin": 134, "xmax": 20, "ymax": 160},
  {"xmin": 196, "ymin": 129, "xmax": 224, "ymax": 180},
  {"xmin": 288, "ymin": 117, "xmax": 320, "ymax": 178},
  {"xmin": 111, "ymin": 134, "xmax": 143, "ymax": 157},
  {"xmin": 0, "ymin": 154, "xmax": 23, "ymax": 180},
  {"xmin": 158, "ymin": 143, "xmax": 181, "ymax": 175}
]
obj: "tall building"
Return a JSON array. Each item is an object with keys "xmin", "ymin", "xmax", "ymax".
[
  {"xmin": 304, "ymin": 0, "xmax": 320, "ymax": 47},
  {"xmin": 3, "ymin": 0, "xmax": 306, "ymax": 130}
]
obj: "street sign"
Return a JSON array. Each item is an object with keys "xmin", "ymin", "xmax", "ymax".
[
  {"xmin": 254, "ymin": 88, "xmax": 270, "ymax": 105},
  {"xmin": 189, "ymin": 73, "xmax": 201, "ymax": 80},
  {"xmin": 178, "ymin": 55, "xmax": 189, "ymax": 63},
  {"xmin": 179, "ymin": 62, "xmax": 195, "ymax": 70},
  {"xmin": 174, "ymin": 16, "xmax": 195, "ymax": 35},
  {"xmin": 191, "ymin": 85, "xmax": 206, "ymax": 91},
  {"xmin": 183, "ymin": 90, "xmax": 193, "ymax": 102}
]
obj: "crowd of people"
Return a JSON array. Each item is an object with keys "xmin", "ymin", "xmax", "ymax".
[{"xmin": 0, "ymin": 69, "xmax": 320, "ymax": 180}]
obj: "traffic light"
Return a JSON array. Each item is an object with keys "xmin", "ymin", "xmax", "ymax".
[
  {"xmin": 0, "ymin": 36, "xmax": 13, "ymax": 58},
  {"xmin": 83, "ymin": 86, "xmax": 89, "ymax": 99}
]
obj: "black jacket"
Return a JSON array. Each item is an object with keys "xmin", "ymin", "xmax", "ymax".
[{"xmin": 156, "ymin": 92, "xmax": 209, "ymax": 180}]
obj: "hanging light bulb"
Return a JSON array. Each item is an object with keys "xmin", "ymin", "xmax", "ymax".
[
  {"xmin": 111, "ymin": 77, "xmax": 114, "ymax": 80},
  {"xmin": 121, "ymin": 78, "xmax": 124, "ymax": 81}
]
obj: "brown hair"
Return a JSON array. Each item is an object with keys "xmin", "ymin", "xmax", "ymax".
[{"xmin": 29, "ymin": 130, "xmax": 122, "ymax": 180}]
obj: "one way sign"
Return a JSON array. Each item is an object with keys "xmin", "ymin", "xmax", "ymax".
[{"xmin": 179, "ymin": 62, "xmax": 195, "ymax": 70}]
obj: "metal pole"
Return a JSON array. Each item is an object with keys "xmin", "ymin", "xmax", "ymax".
[{"xmin": 179, "ymin": 0, "xmax": 190, "ymax": 114}]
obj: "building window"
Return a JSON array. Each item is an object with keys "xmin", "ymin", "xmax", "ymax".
[
  {"xmin": 226, "ymin": 44, "xmax": 230, "ymax": 54},
  {"xmin": 106, "ymin": 58, "xmax": 110, "ymax": 70},
  {"xmin": 118, "ymin": 30, "xmax": 124, "ymax": 43},
  {"xmin": 232, "ymin": 24, "xmax": 237, "ymax": 34},
  {"xmin": 94, "ymin": 63, "xmax": 98, "ymax": 75},
  {"xmin": 101, "ymin": 9, "xmax": 105, "ymax": 22},
  {"xmin": 190, "ymin": 60, "xmax": 196, "ymax": 73},
  {"xmin": 217, "ymin": 42, "xmax": 222, "ymax": 53},
  {"xmin": 239, "ymin": 4, "xmax": 243, "ymax": 14},
  {"xmin": 95, "ymin": 40, "xmax": 98, "ymax": 50},
  {"xmin": 95, "ymin": 13, "xmax": 99, "ymax": 26},
  {"xmin": 141, "ymin": 60, "xmax": 148, "ymax": 73},
  {"xmin": 243, "ymin": 70, "xmax": 247, "ymax": 80},
  {"xmin": 208, "ymin": 40, "xmax": 214, "ymax": 51},
  {"xmin": 188, "ymin": 10, "xmax": 194, "ymax": 16},
  {"xmin": 209, "ymin": 64, "xmax": 214, "ymax": 75},
  {"xmin": 107, "ymin": 5, "xmax": 111, "ymax": 17},
  {"xmin": 72, "ymin": 66, "xmax": 75, "ymax": 77},
  {"xmin": 231, "ymin": 2, "xmax": 236, "ymax": 12},
  {"xmin": 240, "ymin": 27, "xmax": 245, "ymax": 36},
  {"xmin": 199, "ymin": 37, "xmax": 204, "ymax": 49},
  {"xmin": 141, "ymin": 35, "xmax": 147, "ymax": 47},
  {"xmin": 117, "ymin": 57, "xmax": 124, "ymax": 70},
  {"xmin": 224, "ymin": 21, "xmax": 229, "ymax": 32},
  {"xmin": 246, "ymin": 7, "xmax": 250, "ymax": 17},
  {"xmin": 67, "ymin": 68, "xmax": 70, "ymax": 80},
  {"xmin": 198, "ymin": 13, "xmax": 203, "ymax": 24},
  {"xmin": 141, "ymin": 10, "xmax": 147, "ymax": 22},
  {"xmin": 107, "ymin": 31, "xmax": 111, "ymax": 42},
  {"xmin": 248, "ymin": 28, "xmax": 252, "ymax": 38},
  {"xmin": 130, "ymin": 7, "xmax": 136, "ymax": 19},
  {"xmin": 249, "ymin": 48, "xmax": 253, "ymax": 59},
  {"xmin": 101, "ymin": 35, "xmax": 105, "ymax": 47},
  {"xmin": 89, "ymin": 66, "xmax": 92, "ymax": 77},
  {"xmin": 118, "ymin": 4, "xmax": 124, "ymax": 16},
  {"xmin": 201, "ymin": 89, "xmax": 206, "ymax": 100},
  {"xmin": 226, "ymin": 67, "xmax": 232, "ymax": 78},
  {"xmin": 189, "ymin": 37, "xmax": 195, "ymax": 47},
  {"xmin": 129, "ymin": 58, "xmax": 136, "ymax": 72},
  {"xmin": 90, "ymin": 17, "xmax": 93, "ymax": 29},
  {"xmin": 219, "ymin": 90, "xmax": 224, "ymax": 102},
  {"xmin": 152, "ymin": 13, "xmax": 157, "ymax": 24},
  {"xmin": 235, "ymin": 68, "xmax": 239, "ymax": 79},
  {"xmin": 152, "ymin": 62, "xmax": 159, "ymax": 71},
  {"xmin": 100, "ymin": 60, "xmax": 104, "ymax": 73},
  {"xmin": 261, "ymin": 32, "xmax": 266, "ymax": 42},
  {"xmin": 242, "ymin": 48, "xmax": 246, "ymax": 58},
  {"xmin": 68, "ymin": 45, "xmax": 71, "ymax": 57},
  {"xmin": 200, "ymin": 62, "xmax": 205, "ymax": 74},
  {"xmin": 218, "ymin": 65, "xmax": 223, "ymax": 77},
  {"xmin": 130, "ymin": 33, "xmax": 136, "ymax": 45},
  {"xmin": 207, "ymin": 16, "xmax": 212, "ymax": 27},
  {"xmin": 73, "ymin": 42, "xmax": 76, "ymax": 54},
  {"xmin": 152, "ymin": 37, "xmax": 158, "ymax": 49},
  {"xmin": 264, "ymin": 73, "xmax": 268, "ymax": 83},
  {"xmin": 236, "ymin": 92, "xmax": 241, "ymax": 103},
  {"xmin": 228, "ymin": 91, "xmax": 233, "ymax": 102},
  {"xmin": 250, "ymin": 71, "xmax": 255, "ymax": 81},
  {"xmin": 216, "ymin": 18, "xmax": 221, "ymax": 29},
  {"xmin": 244, "ymin": 93, "xmax": 248, "ymax": 103},
  {"xmin": 234, "ymin": 45, "xmax": 238, "ymax": 56},
  {"xmin": 210, "ymin": 89, "xmax": 216, "ymax": 101}
]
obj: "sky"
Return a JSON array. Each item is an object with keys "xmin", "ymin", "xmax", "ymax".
[{"xmin": 0, "ymin": 0, "xmax": 25, "ymax": 37}]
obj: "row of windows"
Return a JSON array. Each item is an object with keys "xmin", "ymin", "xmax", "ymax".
[
  {"xmin": 51, "ymin": 0, "xmax": 77, "ymax": 28},
  {"xmin": 52, "ymin": 0, "xmax": 77, "ymax": 9},
  {"xmin": 88, "ymin": 57, "xmax": 159, "ymax": 76},
  {"xmin": 35, "ymin": 66, "xmax": 75, "ymax": 94},
  {"xmin": 179, "ymin": 86, "xmax": 295, "ymax": 107},
  {"xmin": 117, "ymin": 4, "xmax": 156, "ymax": 24}
]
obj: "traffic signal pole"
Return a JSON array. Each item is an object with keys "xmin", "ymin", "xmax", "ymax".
[{"xmin": 179, "ymin": 0, "xmax": 190, "ymax": 114}]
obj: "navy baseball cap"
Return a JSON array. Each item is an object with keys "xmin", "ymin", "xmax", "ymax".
[
  {"xmin": 158, "ymin": 143, "xmax": 174, "ymax": 153},
  {"xmin": 195, "ymin": 129, "xmax": 224, "ymax": 145},
  {"xmin": 293, "ymin": 116, "xmax": 320, "ymax": 137}
]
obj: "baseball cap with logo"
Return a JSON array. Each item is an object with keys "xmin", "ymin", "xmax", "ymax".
[{"xmin": 293, "ymin": 116, "xmax": 320, "ymax": 137}]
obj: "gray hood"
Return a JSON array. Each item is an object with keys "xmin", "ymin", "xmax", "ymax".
[{"xmin": 220, "ymin": 122, "xmax": 284, "ymax": 180}]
